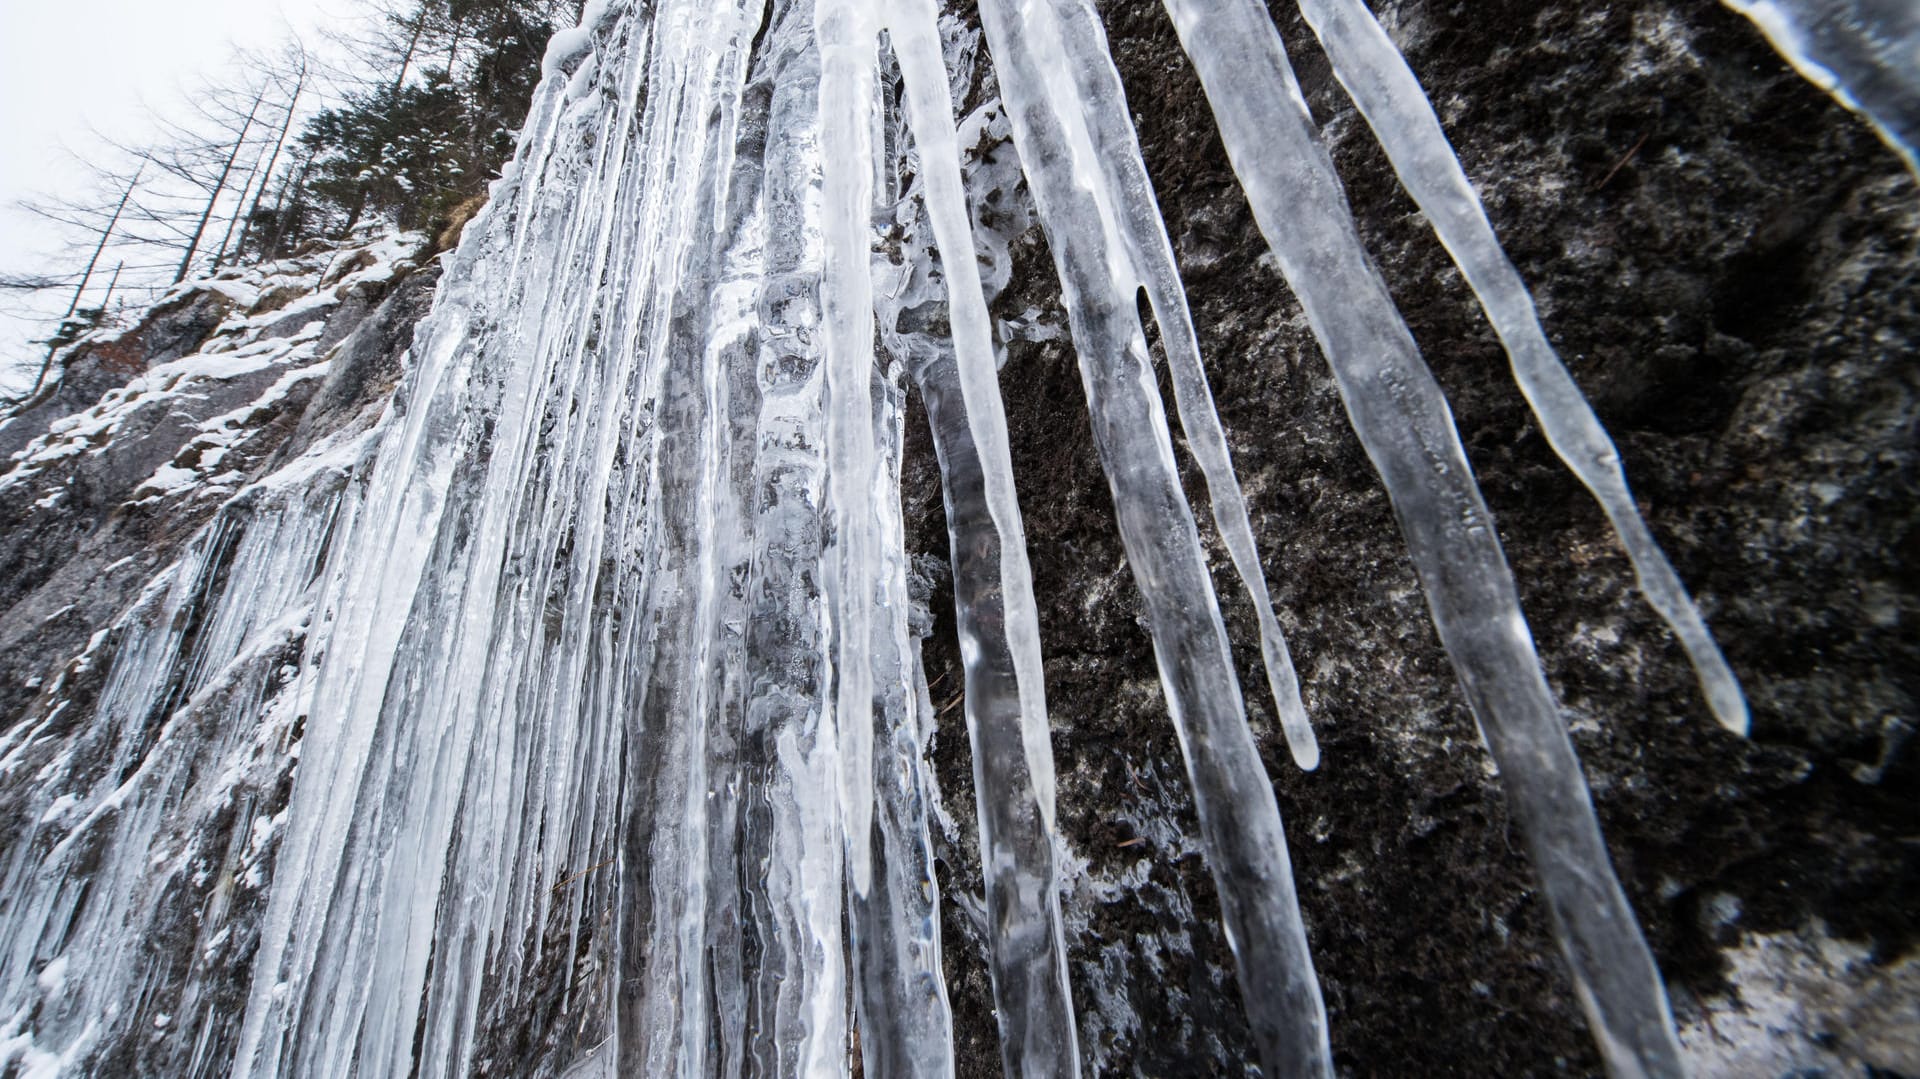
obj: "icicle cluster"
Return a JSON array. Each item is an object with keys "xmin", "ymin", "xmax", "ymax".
[{"xmin": 0, "ymin": 0, "xmax": 1772, "ymax": 1074}]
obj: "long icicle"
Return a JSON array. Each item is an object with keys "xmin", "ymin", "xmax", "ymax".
[
  {"xmin": 819, "ymin": 1, "xmax": 961, "ymax": 1073},
  {"xmin": 887, "ymin": 1, "xmax": 1082, "ymax": 1072},
  {"xmin": 1294, "ymin": 0, "xmax": 1747, "ymax": 734},
  {"xmin": 976, "ymin": 0, "xmax": 1332, "ymax": 1073},
  {"xmin": 851, "ymin": 361, "xmax": 959, "ymax": 1079},
  {"xmin": 1157, "ymin": 0, "xmax": 1688, "ymax": 1073},
  {"xmin": 1043, "ymin": 0, "xmax": 1320, "ymax": 770},
  {"xmin": 816, "ymin": 0, "xmax": 880, "ymax": 906}
]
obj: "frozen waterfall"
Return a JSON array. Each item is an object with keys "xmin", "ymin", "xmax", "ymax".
[{"xmin": 3, "ymin": 0, "xmax": 1814, "ymax": 1075}]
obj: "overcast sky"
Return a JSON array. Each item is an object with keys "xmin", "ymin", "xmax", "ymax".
[{"xmin": 0, "ymin": 0, "xmax": 338, "ymax": 388}]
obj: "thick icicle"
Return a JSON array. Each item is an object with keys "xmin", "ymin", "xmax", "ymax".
[
  {"xmin": 976, "ymin": 0, "xmax": 1331, "ymax": 1073},
  {"xmin": 816, "ymin": 0, "xmax": 880, "ymax": 907},
  {"xmin": 1293, "ymin": 0, "xmax": 1748, "ymax": 734},
  {"xmin": 1158, "ymin": 0, "xmax": 1686, "ymax": 1073},
  {"xmin": 885, "ymin": 1, "xmax": 1081, "ymax": 1073},
  {"xmin": 1042, "ymin": 0, "xmax": 1319, "ymax": 770},
  {"xmin": 1724, "ymin": 0, "xmax": 1920, "ymax": 174},
  {"xmin": 849, "ymin": 360, "xmax": 958, "ymax": 1079},
  {"xmin": 819, "ymin": 3, "xmax": 959, "ymax": 1073}
]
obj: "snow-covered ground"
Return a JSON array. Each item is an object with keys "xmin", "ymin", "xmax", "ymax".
[{"xmin": 1, "ymin": 233, "xmax": 419, "ymax": 508}]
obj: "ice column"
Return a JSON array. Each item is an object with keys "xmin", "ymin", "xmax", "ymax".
[
  {"xmin": 817, "ymin": 0, "xmax": 880, "ymax": 905},
  {"xmin": 886, "ymin": 0, "xmax": 1082, "ymax": 1073},
  {"xmin": 1159, "ymin": 0, "xmax": 1686, "ymax": 1073},
  {"xmin": 977, "ymin": 0, "xmax": 1332, "ymax": 1073},
  {"xmin": 737, "ymin": 0, "xmax": 847, "ymax": 1072}
]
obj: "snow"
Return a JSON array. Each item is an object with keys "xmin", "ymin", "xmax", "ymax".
[
  {"xmin": 35, "ymin": 958, "xmax": 67, "ymax": 998},
  {"xmin": 128, "ymin": 359, "xmax": 332, "ymax": 504},
  {"xmin": 37, "ymin": 794, "xmax": 78, "ymax": 824},
  {"xmin": 1680, "ymin": 926, "xmax": 1919, "ymax": 1076},
  {"xmin": 0, "ymin": 234, "xmax": 414, "ymax": 506}
]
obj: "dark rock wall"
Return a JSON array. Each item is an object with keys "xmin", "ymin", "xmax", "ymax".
[{"xmin": 903, "ymin": 0, "xmax": 1915, "ymax": 1075}]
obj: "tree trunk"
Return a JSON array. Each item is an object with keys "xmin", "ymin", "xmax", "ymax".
[
  {"xmin": 232, "ymin": 63, "xmax": 308, "ymax": 265},
  {"xmin": 173, "ymin": 85, "xmax": 269, "ymax": 285},
  {"xmin": 32, "ymin": 170, "xmax": 141, "ymax": 397}
]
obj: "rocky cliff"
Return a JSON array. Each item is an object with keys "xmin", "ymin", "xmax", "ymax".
[{"xmin": 0, "ymin": 1, "xmax": 1912, "ymax": 1076}]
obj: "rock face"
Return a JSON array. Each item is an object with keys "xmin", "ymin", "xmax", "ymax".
[
  {"xmin": 0, "ymin": 1, "xmax": 1911, "ymax": 1076},
  {"xmin": 896, "ymin": 1, "xmax": 1915, "ymax": 1076},
  {"xmin": 0, "ymin": 239, "xmax": 435, "ymax": 738}
]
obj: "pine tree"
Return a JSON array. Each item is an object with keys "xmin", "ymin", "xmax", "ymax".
[{"xmin": 291, "ymin": 0, "xmax": 563, "ymax": 241}]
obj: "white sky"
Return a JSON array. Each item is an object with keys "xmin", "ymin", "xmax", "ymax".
[{"xmin": 0, "ymin": 0, "xmax": 339, "ymax": 389}]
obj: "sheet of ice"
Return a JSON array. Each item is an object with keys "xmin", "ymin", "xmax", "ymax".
[
  {"xmin": 0, "ymin": 469, "xmax": 351, "ymax": 1079},
  {"xmin": 225, "ymin": 2, "xmax": 902, "ymax": 1074}
]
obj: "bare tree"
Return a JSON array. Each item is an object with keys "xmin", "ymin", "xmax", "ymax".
[
  {"xmin": 15, "ymin": 169, "xmax": 145, "ymax": 397},
  {"xmin": 170, "ymin": 83, "xmax": 270, "ymax": 283},
  {"xmin": 0, "ymin": 274, "xmax": 75, "ymax": 294},
  {"xmin": 61, "ymin": 168, "xmax": 142, "ymax": 325},
  {"xmin": 228, "ymin": 51, "xmax": 311, "ymax": 266}
]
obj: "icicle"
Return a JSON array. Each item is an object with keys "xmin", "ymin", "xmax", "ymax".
[
  {"xmin": 1293, "ymin": 0, "xmax": 1747, "ymax": 735},
  {"xmin": 1724, "ymin": 0, "xmax": 1920, "ymax": 175},
  {"xmin": 229, "ymin": 5, "xmax": 795, "ymax": 1076},
  {"xmin": 975, "ymin": 0, "xmax": 1331, "ymax": 1073},
  {"xmin": 0, "ymin": 1, "xmax": 1805, "ymax": 1073},
  {"xmin": 1041, "ymin": 0, "xmax": 1319, "ymax": 771},
  {"xmin": 820, "ymin": 2, "xmax": 960, "ymax": 1072},
  {"xmin": 848, "ymin": 361, "xmax": 958, "ymax": 1079},
  {"xmin": 816, "ymin": 0, "xmax": 879, "ymax": 900},
  {"xmin": 885, "ymin": 0, "xmax": 1081, "ymax": 1073},
  {"xmin": 1157, "ymin": 0, "xmax": 1686, "ymax": 1073}
]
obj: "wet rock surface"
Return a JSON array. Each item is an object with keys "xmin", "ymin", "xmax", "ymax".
[{"xmin": 903, "ymin": 0, "xmax": 1916, "ymax": 1075}]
